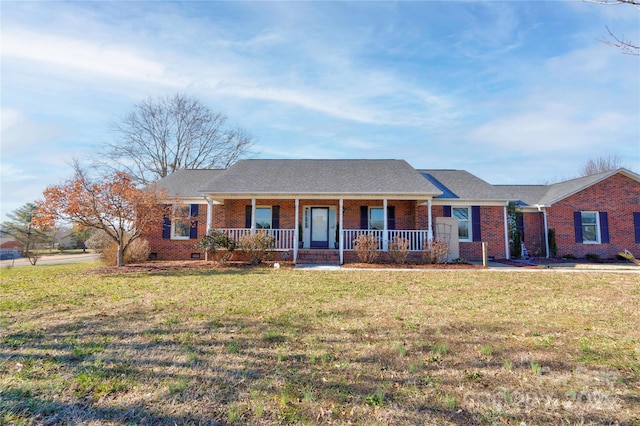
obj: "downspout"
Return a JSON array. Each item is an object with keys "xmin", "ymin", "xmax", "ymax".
[
  {"xmin": 537, "ymin": 205, "xmax": 550, "ymax": 258},
  {"xmin": 503, "ymin": 204, "xmax": 510, "ymax": 260}
]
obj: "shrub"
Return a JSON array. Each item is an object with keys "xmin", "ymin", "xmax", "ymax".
[
  {"xmin": 388, "ymin": 236, "xmax": 410, "ymax": 264},
  {"xmin": 449, "ymin": 258, "xmax": 469, "ymax": 264},
  {"xmin": 562, "ymin": 253, "xmax": 577, "ymax": 260},
  {"xmin": 422, "ymin": 239, "xmax": 449, "ymax": 264},
  {"xmin": 585, "ymin": 253, "xmax": 601, "ymax": 262},
  {"xmin": 199, "ymin": 229, "xmax": 236, "ymax": 263},
  {"xmin": 102, "ymin": 238, "xmax": 150, "ymax": 266},
  {"xmin": 353, "ymin": 233, "xmax": 379, "ymax": 263},
  {"xmin": 548, "ymin": 228, "xmax": 557, "ymax": 257},
  {"xmin": 239, "ymin": 231, "xmax": 275, "ymax": 265},
  {"xmin": 88, "ymin": 230, "xmax": 150, "ymax": 266}
]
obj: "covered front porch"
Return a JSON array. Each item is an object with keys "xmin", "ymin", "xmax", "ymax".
[{"xmin": 204, "ymin": 197, "xmax": 435, "ymax": 264}]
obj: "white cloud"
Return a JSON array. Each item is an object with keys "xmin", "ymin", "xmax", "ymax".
[{"xmin": 2, "ymin": 29, "xmax": 171, "ymax": 85}]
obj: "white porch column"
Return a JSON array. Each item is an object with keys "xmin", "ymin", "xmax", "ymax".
[
  {"xmin": 427, "ymin": 198, "xmax": 433, "ymax": 244},
  {"xmin": 503, "ymin": 205, "xmax": 510, "ymax": 260},
  {"xmin": 383, "ymin": 199, "xmax": 388, "ymax": 252},
  {"xmin": 543, "ymin": 209, "xmax": 550, "ymax": 258},
  {"xmin": 294, "ymin": 198, "xmax": 299, "ymax": 263},
  {"xmin": 251, "ymin": 198, "xmax": 256, "ymax": 234},
  {"xmin": 205, "ymin": 197, "xmax": 214, "ymax": 234},
  {"xmin": 339, "ymin": 198, "xmax": 344, "ymax": 265}
]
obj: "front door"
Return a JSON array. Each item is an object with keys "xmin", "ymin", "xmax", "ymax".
[{"xmin": 310, "ymin": 207, "xmax": 329, "ymax": 248}]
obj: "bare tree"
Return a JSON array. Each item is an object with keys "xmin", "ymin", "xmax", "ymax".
[
  {"xmin": 580, "ymin": 155, "xmax": 623, "ymax": 176},
  {"xmin": 99, "ymin": 94, "xmax": 254, "ymax": 185},
  {"xmin": 590, "ymin": 0, "xmax": 640, "ymax": 55}
]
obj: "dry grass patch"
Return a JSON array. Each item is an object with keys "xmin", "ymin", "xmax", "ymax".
[{"xmin": 1, "ymin": 262, "xmax": 638, "ymax": 425}]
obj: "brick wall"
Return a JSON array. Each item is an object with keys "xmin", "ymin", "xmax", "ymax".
[
  {"xmin": 146, "ymin": 203, "xmax": 207, "ymax": 261},
  {"xmin": 521, "ymin": 212, "xmax": 545, "ymax": 257},
  {"xmin": 546, "ymin": 173, "xmax": 640, "ymax": 259}
]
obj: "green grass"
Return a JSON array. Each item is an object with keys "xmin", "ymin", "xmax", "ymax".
[{"xmin": 1, "ymin": 262, "xmax": 639, "ymax": 424}]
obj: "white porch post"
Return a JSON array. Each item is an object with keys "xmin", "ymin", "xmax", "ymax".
[
  {"xmin": 339, "ymin": 198, "xmax": 344, "ymax": 264},
  {"xmin": 251, "ymin": 198, "xmax": 256, "ymax": 234},
  {"xmin": 205, "ymin": 197, "xmax": 213, "ymax": 234},
  {"xmin": 294, "ymin": 198, "xmax": 299, "ymax": 263},
  {"xmin": 503, "ymin": 205, "xmax": 510, "ymax": 260},
  {"xmin": 427, "ymin": 198, "xmax": 433, "ymax": 245},
  {"xmin": 543, "ymin": 209, "xmax": 550, "ymax": 258},
  {"xmin": 383, "ymin": 199, "xmax": 388, "ymax": 252}
]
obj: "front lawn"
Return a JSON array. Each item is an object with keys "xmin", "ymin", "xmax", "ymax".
[{"xmin": 1, "ymin": 262, "xmax": 638, "ymax": 425}]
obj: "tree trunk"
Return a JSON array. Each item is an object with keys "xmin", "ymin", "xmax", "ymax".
[{"xmin": 117, "ymin": 243, "xmax": 125, "ymax": 267}]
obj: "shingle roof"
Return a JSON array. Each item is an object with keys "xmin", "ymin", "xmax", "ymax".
[
  {"xmin": 154, "ymin": 169, "xmax": 225, "ymax": 198},
  {"xmin": 495, "ymin": 168, "xmax": 640, "ymax": 207},
  {"xmin": 494, "ymin": 185, "xmax": 549, "ymax": 207},
  {"xmin": 417, "ymin": 169, "xmax": 508, "ymax": 201},
  {"xmin": 201, "ymin": 159, "xmax": 441, "ymax": 196}
]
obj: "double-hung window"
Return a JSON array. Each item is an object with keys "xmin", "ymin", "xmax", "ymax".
[
  {"xmin": 369, "ymin": 207, "xmax": 384, "ymax": 230},
  {"xmin": 255, "ymin": 207, "xmax": 272, "ymax": 229},
  {"xmin": 580, "ymin": 212, "xmax": 600, "ymax": 244},
  {"xmin": 172, "ymin": 205, "xmax": 191, "ymax": 240},
  {"xmin": 452, "ymin": 207, "xmax": 471, "ymax": 241}
]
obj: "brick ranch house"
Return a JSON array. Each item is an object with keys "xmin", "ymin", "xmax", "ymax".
[{"xmin": 147, "ymin": 159, "xmax": 640, "ymax": 264}]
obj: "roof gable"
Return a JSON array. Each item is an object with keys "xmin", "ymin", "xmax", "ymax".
[{"xmin": 154, "ymin": 169, "xmax": 225, "ymax": 199}]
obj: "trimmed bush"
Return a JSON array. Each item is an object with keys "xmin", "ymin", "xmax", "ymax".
[
  {"xmin": 422, "ymin": 239, "xmax": 449, "ymax": 264},
  {"xmin": 388, "ymin": 236, "xmax": 410, "ymax": 264},
  {"xmin": 354, "ymin": 233, "xmax": 379, "ymax": 264},
  {"xmin": 239, "ymin": 231, "xmax": 275, "ymax": 265}
]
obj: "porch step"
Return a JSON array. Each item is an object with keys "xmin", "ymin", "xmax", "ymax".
[{"xmin": 296, "ymin": 249, "xmax": 340, "ymax": 265}]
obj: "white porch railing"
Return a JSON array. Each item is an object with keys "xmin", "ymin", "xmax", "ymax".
[
  {"xmin": 217, "ymin": 228, "xmax": 429, "ymax": 252},
  {"xmin": 343, "ymin": 229, "xmax": 429, "ymax": 251},
  {"xmin": 217, "ymin": 228, "xmax": 296, "ymax": 251}
]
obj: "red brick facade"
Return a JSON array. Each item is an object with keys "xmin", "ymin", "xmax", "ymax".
[
  {"xmin": 146, "ymin": 199, "xmax": 514, "ymax": 262},
  {"xmin": 532, "ymin": 173, "xmax": 640, "ymax": 259},
  {"xmin": 146, "ymin": 173, "xmax": 638, "ymax": 263}
]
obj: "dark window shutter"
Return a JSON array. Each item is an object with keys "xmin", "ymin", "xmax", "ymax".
[
  {"xmin": 189, "ymin": 204, "xmax": 199, "ymax": 239},
  {"xmin": 516, "ymin": 214, "xmax": 524, "ymax": 242},
  {"xmin": 272, "ymin": 206, "xmax": 280, "ymax": 229},
  {"xmin": 471, "ymin": 206, "xmax": 482, "ymax": 242},
  {"xmin": 360, "ymin": 206, "xmax": 368, "ymax": 230},
  {"xmin": 162, "ymin": 212, "xmax": 171, "ymax": 239},
  {"xmin": 387, "ymin": 206, "xmax": 396, "ymax": 230},
  {"xmin": 634, "ymin": 212, "xmax": 640, "ymax": 244},
  {"xmin": 574, "ymin": 212, "xmax": 583, "ymax": 243},
  {"xmin": 599, "ymin": 212, "xmax": 609, "ymax": 244},
  {"xmin": 443, "ymin": 206, "xmax": 451, "ymax": 217},
  {"xmin": 245, "ymin": 205, "xmax": 252, "ymax": 228}
]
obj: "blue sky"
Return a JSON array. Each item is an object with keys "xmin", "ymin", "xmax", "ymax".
[{"xmin": 1, "ymin": 1, "xmax": 639, "ymax": 221}]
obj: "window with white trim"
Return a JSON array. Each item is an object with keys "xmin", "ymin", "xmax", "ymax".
[
  {"xmin": 581, "ymin": 211, "xmax": 600, "ymax": 243},
  {"xmin": 452, "ymin": 207, "xmax": 471, "ymax": 241},
  {"xmin": 256, "ymin": 207, "xmax": 272, "ymax": 229},
  {"xmin": 369, "ymin": 207, "xmax": 384, "ymax": 230},
  {"xmin": 172, "ymin": 205, "xmax": 191, "ymax": 240}
]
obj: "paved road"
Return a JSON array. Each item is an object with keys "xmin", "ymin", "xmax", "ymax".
[{"xmin": 0, "ymin": 253, "xmax": 99, "ymax": 268}]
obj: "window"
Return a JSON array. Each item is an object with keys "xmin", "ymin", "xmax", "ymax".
[
  {"xmin": 255, "ymin": 207, "xmax": 272, "ymax": 229},
  {"xmin": 172, "ymin": 205, "xmax": 191, "ymax": 239},
  {"xmin": 452, "ymin": 207, "xmax": 470, "ymax": 241},
  {"xmin": 369, "ymin": 207, "xmax": 384, "ymax": 230},
  {"xmin": 581, "ymin": 212, "xmax": 600, "ymax": 243}
]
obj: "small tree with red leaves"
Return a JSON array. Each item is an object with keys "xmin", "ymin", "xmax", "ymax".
[{"xmin": 34, "ymin": 165, "xmax": 167, "ymax": 267}]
